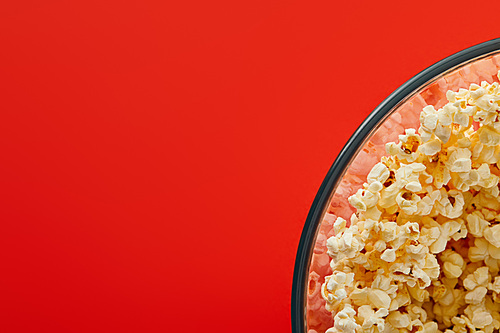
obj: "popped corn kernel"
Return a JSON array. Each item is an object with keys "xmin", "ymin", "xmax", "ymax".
[
  {"xmin": 386, "ymin": 311, "xmax": 411, "ymax": 329},
  {"xmin": 358, "ymin": 305, "xmax": 388, "ymax": 333},
  {"xmin": 367, "ymin": 162, "xmax": 390, "ymax": 184},
  {"xmin": 386, "ymin": 129, "xmax": 422, "ymax": 163},
  {"xmin": 483, "ymin": 224, "xmax": 500, "ymax": 248},
  {"xmin": 322, "ymin": 272, "xmax": 355, "ymax": 303},
  {"xmin": 326, "ymin": 304, "xmax": 360, "ymax": 333},
  {"xmin": 440, "ymin": 249, "xmax": 465, "ymax": 279}
]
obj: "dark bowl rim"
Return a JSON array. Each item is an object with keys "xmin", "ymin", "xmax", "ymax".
[{"xmin": 291, "ymin": 38, "xmax": 500, "ymax": 333}]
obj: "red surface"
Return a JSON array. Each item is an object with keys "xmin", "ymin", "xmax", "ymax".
[{"xmin": 1, "ymin": 1, "xmax": 500, "ymax": 332}]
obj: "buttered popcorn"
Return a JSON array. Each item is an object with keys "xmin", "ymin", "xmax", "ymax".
[{"xmin": 320, "ymin": 72, "xmax": 500, "ymax": 333}]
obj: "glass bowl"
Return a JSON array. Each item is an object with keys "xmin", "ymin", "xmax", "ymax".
[{"xmin": 292, "ymin": 38, "xmax": 500, "ymax": 333}]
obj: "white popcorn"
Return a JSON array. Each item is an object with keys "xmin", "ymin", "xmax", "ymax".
[
  {"xmin": 476, "ymin": 164, "xmax": 499, "ymax": 188},
  {"xmin": 333, "ymin": 217, "xmax": 347, "ymax": 235},
  {"xmin": 380, "ymin": 221, "xmax": 398, "ymax": 242},
  {"xmin": 425, "ymin": 218, "xmax": 465, "ymax": 254},
  {"xmin": 488, "ymin": 277, "xmax": 500, "ymax": 303},
  {"xmin": 396, "ymin": 191, "xmax": 420, "ymax": 215},
  {"xmin": 463, "ymin": 267, "xmax": 490, "ymax": 290},
  {"xmin": 386, "ymin": 311, "xmax": 411, "ymax": 329},
  {"xmin": 464, "ymin": 302, "xmax": 493, "ymax": 328},
  {"xmin": 367, "ymin": 162, "xmax": 390, "ymax": 184},
  {"xmin": 379, "ymin": 183, "xmax": 401, "ymax": 210},
  {"xmin": 412, "ymin": 266, "xmax": 432, "ymax": 289},
  {"xmin": 323, "ymin": 272, "xmax": 355, "ymax": 302},
  {"xmin": 380, "ymin": 248, "xmax": 396, "ymax": 262},
  {"xmin": 326, "ymin": 304, "xmax": 360, "ymax": 333},
  {"xmin": 421, "ymin": 252, "xmax": 440, "ymax": 280},
  {"xmin": 488, "ymin": 243, "xmax": 500, "ymax": 260},
  {"xmin": 367, "ymin": 181, "xmax": 383, "ymax": 193},
  {"xmin": 453, "ymin": 106, "xmax": 471, "ymax": 128},
  {"xmin": 450, "ymin": 316, "xmax": 468, "ymax": 333},
  {"xmin": 419, "ymin": 216, "xmax": 441, "ymax": 246},
  {"xmin": 368, "ymin": 289, "xmax": 391, "ymax": 310},
  {"xmin": 358, "ymin": 305, "xmax": 388, "ymax": 333},
  {"xmin": 419, "ymin": 105, "xmax": 452, "ymax": 143},
  {"xmin": 489, "ymin": 277, "xmax": 500, "ymax": 294},
  {"xmin": 349, "ymin": 187, "xmax": 380, "ymax": 211},
  {"xmin": 372, "ymin": 275, "xmax": 398, "ymax": 295},
  {"xmin": 389, "ymin": 285, "xmax": 411, "ymax": 311},
  {"xmin": 467, "ymin": 211, "xmax": 490, "ymax": 237},
  {"xmin": 478, "ymin": 125, "xmax": 500, "ymax": 146},
  {"xmin": 465, "ymin": 286, "xmax": 488, "ymax": 305},
  {"xmin": 447, "ymin": 148, "xmax": 472, "ymax": 173},
  {"xmin": 349, "ymin": 287, "xmax": 369, "ymax": 307},
  {"xmin": 435, "ymin": 189, "xmax": 464, "ymax": 219},
  {"xmin": 419, "ymin": 138, "xmax": 442, "ymax": 156},
  {"xmin": 484, "ymin": 224, "xmax": 500, "ymax": 248},
  {"xmin": 422, "ymin": 321, "xmax": 439, "ymax": 333},
  {"xmin": 386, "ymin": 129, "xmax": 422, "ymax": 163},
  {"xmin": 440, "ymin": 249, "xmax": 465, "ymax": 279},
  {"xmin": 469, "ymin": 237, "xmax": 490, "ymax": 262},
  {"xmin": 421, "ymin": 105, "xmax": 438, "ymax": 130},
  {"xmin": 373, "ymin": 240, "xmax": 386, "ymax": 252},
  {"xmin": 360, "ymin": 206, "xmax": 382, "ymax": 221}
]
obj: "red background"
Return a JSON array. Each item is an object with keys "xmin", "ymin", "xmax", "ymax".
[{"xmin": 1, "ymin": 1, "xmax": 500, "ymax": 332}]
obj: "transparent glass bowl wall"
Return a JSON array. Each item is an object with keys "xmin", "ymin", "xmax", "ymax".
[{"xmin": 292, "ymin": 40, "xmax": 500, "ymax": 333}]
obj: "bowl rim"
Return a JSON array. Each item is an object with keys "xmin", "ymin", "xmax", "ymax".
[{"xmin": 291, "ymin": 38, "xmax": 500, "ymax": 333}]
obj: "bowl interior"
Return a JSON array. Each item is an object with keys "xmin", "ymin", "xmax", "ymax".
[{"xmin": 303, "ymin": 50, "xmax": 500, "ymax": 333}]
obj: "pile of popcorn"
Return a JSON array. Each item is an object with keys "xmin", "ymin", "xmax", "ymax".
[{"xmin": 320, "ymin": 72, "xmax": 500, "ymax": 333}]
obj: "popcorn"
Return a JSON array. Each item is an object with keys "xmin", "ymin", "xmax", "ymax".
[
  {"xmin": 422, "ymin": 321, "xmax": 439, "ymax": 333},
  {"xmin": 348, "ymin": 188, "xmax": 379, "ymax": 211},
  {"xmin": 326, "ymin": 304, "xmax": 360, "ymax": 333},
  {"xmin": 419, "ymin": 105, "xmax": 452, "ymax": 143},
  {"xmin": 419, "ymin": 138, "xmax": 442, "ymax": 156},
  {"xmin": 387, "ymin": 312, "xmax": 411, "ymax": 329},
  {"xmin": 367, "ymin": 162, "xmax": 390, "ymax": 184},
  {"xmin": 322, "ymin": 272, "xmax": 355, "ymax": 303},
  {"xmin": 466, "ymin": 211, "xmax": 490, "ymax": 237},
  {"xmin": 424, "ymin": 218, "xmax": 466, "ymax": 254},
  {"xmin": 484, "ymin": 224, "xmax": 500, "ymax": 248},
  {"xmin": 435, "ymin": 189, "xmax": 465, "ymax": 219},
  {"xmin": 326, "ymin": 226, "xmax": 365, "ymax": 261},
  {"xmin": 488, "ymin": 277, "xmax": 500, "ymax": 302},
  {"xmin": 319, "ymin": 73, "xmax": 500, "ymax": 333},
  {"xmin": 478, "ymin": 125, "xmax": 500, "ymax": 146},
  {"xmin": 463, "ymin": 267, "xmax": 490, "ymax": 290},
  {"xmin": 380, "ymin": 248, "xmax": 396, "ymax": 262},
  {"xmin": 358, "ymin": 305, "xmax": 388, "ymax": 333},
  {"xmin": 333, "ymin": 217, "xmax": 347, "ymax": 235},
  {"xmin": 440, "ymin": 249, "xmax": 465, "ymax": 279},
  {"xmin": 464, "ymin": 301, "xmax": 493, "ymax": 328},
  {"xmin": 386, "ymin": 129, "xmax": 422, "ymax": 162},
  {"xmin": 465, "ymin": 286, "xmax": 488, "ymax": 305},
  {"xmin": 446, "ymin": 148, "xmax": 472, "ymax": 173},
  {"xmin": 368, "ymin": 289, "xmax": 391, "ymax": 310}
]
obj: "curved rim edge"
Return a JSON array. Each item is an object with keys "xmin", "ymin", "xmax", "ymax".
[{"xmin": 291, "ymin": 38, "xmax": 500, "ymax": 333}]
